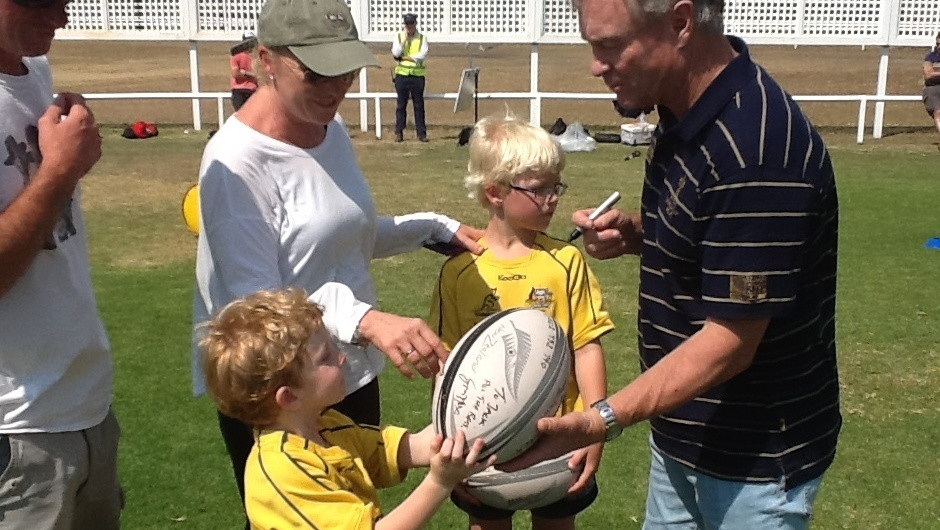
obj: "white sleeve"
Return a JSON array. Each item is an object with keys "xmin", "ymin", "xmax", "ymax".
[
  {"xmin": 310, "ymin": 282, "xmax": 372, "ymax": 343},
  {"xmin": 413, "ymin": 36, "xmax": 429, "ymax": 61},
  {"xmin": 372, "ymin": 212, "xmax": 460, "ymax": 258},
  {"xmin": 391, "ymin": 35, "xmax": 403, "ymax": 59}
]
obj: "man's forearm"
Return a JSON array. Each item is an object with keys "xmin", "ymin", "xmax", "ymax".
[
  {"xmin": 924, "ymin": 63, "xmax": 940, "ymax": 81},
  {"xmin": 608, "ymin": 317, "xmax": 769, "ymax": 427},
  {"xmin": 0, "ymin": 174, "xmax": 77, "ymax": 296}
]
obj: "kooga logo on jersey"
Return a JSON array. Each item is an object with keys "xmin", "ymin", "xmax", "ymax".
[{"xmin": 498, "ymin": 274, "xmax": 526, "ymax": 281}]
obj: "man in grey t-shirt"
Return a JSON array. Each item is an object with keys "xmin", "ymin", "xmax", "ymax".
[{"xmin": 0, "ymin": 0, "xmax": 121, "ymax": 526}]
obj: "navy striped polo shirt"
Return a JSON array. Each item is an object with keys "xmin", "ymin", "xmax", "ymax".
[{"xmin": 640, "ymin": 36, "xmax": 841, "ymax": 489}]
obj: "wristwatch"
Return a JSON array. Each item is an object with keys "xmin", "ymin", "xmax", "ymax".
[{"xmin": 591, "ymin": 399, "xmax": 624, "ymax": 442}]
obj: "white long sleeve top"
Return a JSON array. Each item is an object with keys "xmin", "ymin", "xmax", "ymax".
[{"xmin": 191, "ymin": 117, "xmax": 458, "ymax": 396}]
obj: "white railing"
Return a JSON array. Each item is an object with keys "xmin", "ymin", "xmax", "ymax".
[
  {"xmin": 789, "ymin": 94, "xmax": 924, "ymax": 144},
  {"xmin": 82, "ymin": 90, "xmax": 924, "ymax": 144},
  {"xmin": 83, "ymin": 92, "xmax": 231, "ymax": 130}
]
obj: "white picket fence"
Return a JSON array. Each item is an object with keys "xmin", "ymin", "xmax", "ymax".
[
  {"xmin": 58, "ymin": 0, "xmax": 940, "ymax": 45},
  {"xmin": 58, "ymin": 0, "xmax": 940, "ymax": 140}
]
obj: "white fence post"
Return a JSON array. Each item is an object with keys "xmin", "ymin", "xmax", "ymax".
[
  {"xmin": 874, "ymin": 0, "xmax": 905, "ymax": 139},
  {"xmin": 873, "ymin": 47, "xmax": 889, "ymax": 139},
  {"xmin": 358, "ymin": 70, "xmax": 369, "ymax": 132},
  {"xmin": 352, "ymin": 0, "xmax": 369, "ymax": 133},
  {"xmin": 188, "ymin": 41, "xmax": 202, "ymax": 131},
  {"xmin": 529, "ymin": 44, "xmax": 541, "ymax": 127},
  {"xmin": 857, "ymin": 97, "xmax": 868, "ymax": 144},
  {"xmin": 528, "ymin": 1, "xmax": 543, "ymax": 127},
  {"xmin": 181, "ymin": 0, "xmax": 201, "ymax": 131}
]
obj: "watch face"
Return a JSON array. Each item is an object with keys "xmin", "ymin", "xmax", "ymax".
[
  {"xmin": 605, "ymin": 423, "xmax": 624, "ymax": 442},
  {"xmin": 593, "ymin": 400, "xmax": 623, "ymax": 441}
]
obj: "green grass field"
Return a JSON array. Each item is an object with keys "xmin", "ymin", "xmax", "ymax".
[{"xmin": 82, "ymin": 127, "xmax": 940, "ymax": 529}]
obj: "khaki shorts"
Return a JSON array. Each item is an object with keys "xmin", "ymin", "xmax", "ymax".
[
  {"xmin": 0, "ymin": 409, "xmax": 123, "ymax": 529},
  {"xmin": 924, "ymin": 84, "xmax": 940, "ymax": 116}
]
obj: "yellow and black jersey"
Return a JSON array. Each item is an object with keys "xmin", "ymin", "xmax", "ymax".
[
  {"xmin": 430, "ymin": 233, "xmax": 614, "ymax": 414},
  {"xmin": 245, "ymin": 409, "xmax": 407, "ymax": 529}
]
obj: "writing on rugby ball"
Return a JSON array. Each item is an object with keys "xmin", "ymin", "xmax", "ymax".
[
  {"xmin": 466, "ymin": 451, "xmax": 582, "ymax": 511},
  {"xmin": 432, "ymin": 308, "xmax": 570, "ymax": 463}
]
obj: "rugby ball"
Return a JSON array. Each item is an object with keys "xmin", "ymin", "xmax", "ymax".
[
  {"xmin": 432, "ymin": 308, "xmax": 570, "ymax": 463},
  {"xmin": 466, "ymin": 452, "xmax": 582, "ymax": 511}
]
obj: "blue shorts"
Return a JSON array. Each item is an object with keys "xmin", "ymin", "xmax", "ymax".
[{"xmin": 643, "ymin": 436, "xmax": 823, "ymax": 530}]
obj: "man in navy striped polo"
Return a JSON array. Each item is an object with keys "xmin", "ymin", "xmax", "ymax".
[{"xmin": 503, "ymin": 1, "xmax": 841, "ymax": 528}]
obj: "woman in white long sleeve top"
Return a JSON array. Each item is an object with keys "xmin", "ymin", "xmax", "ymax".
[{"xmin": 190, "ymin": 0, "xmax": 482, "ymax": 523}]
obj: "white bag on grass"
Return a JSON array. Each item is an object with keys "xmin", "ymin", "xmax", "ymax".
[{"xmin": 554, "ymin": 122, "xmax": 596, "ymax": 152}]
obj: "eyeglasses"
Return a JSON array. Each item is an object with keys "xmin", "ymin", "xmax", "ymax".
[
  {"xmin": 509, "ymin": 182, "xmax": 568, "ymax": 201},
  {"xmin": 297, "ymin": 64, "xmax": 358, "ymax": 86}
]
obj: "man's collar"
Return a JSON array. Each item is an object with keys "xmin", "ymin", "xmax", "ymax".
[{"xmin": 658, "ymin": 36, "xmax": 754, "ymax": 144}]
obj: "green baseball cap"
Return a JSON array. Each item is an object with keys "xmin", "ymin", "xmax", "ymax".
[{"xmin": 258, "ymin": 0, "xmax": 379, "ymax": 76}]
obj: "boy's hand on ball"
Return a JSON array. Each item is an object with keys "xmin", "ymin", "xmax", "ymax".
[{"xmin": 429, "ymin": 431, "xmax": 496, "ymax": 488}]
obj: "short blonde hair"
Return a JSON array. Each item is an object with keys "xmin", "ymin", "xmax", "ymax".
[
  {"xmin": 465, "ymin": 113, "xmax": 565, "ymax": 207},
  {"xmin": 201, "ymin": 288, "xmax": 325, "ymax": 427}
]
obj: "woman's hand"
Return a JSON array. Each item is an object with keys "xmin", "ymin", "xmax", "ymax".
[
  {"xmin": 357, "ymin": 310, "xmax": 449, "ymax": 378},
  {"xmin": 450, "ymin": 223, "xmax": 485, "ymax": 255}
]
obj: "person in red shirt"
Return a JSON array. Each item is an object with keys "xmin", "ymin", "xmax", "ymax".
[{"xmin": 230, "ymin": 31, "xmax": 258, "ymax": 111}]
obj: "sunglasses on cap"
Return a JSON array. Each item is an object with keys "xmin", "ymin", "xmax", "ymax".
[
  {"xmin": 12, "ymin": 0, "xmax": 68, "ymax": 8},
  {"xmin": 297, "ymin": 63, "xmax": 358, "ymax": 86}
]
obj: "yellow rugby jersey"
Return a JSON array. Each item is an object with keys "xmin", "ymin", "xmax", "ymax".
[
  {"xmin": 245, "ymin": 409, "xmax": 407, "ymax": 530},
  {"xmin": 430, "ymin": 233, "xmax": 615, "ymax": 414}
]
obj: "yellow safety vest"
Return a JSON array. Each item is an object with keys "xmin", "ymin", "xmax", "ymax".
[{"xmin": 394, "ymin": 32, "xmax": 426, "ymax": 77}]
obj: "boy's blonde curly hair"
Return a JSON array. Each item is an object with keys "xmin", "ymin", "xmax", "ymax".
[
  {"xmin": 201, "ymin": 287, "xmax": 325, "ymax": 427},
  {"xmin": 464, "ymin": 113, "xmax": 565, "ymax": 207}
]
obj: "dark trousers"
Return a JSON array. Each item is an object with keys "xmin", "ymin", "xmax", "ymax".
[
  {"xmin": 217, "ymin": 377, "xmax": 381, "ymax": 528},
  {"xmin": 231, "ymin": 89, "xmax": 255, "ymax": 111},
  {"xmin": 394, "ymin": 74, "xmax": 427, "ymax": 138}
]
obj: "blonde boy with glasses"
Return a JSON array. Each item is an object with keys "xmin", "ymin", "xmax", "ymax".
[{"xmin": 429, "ymin": 114, "xmax": 615, "ymax": 530}]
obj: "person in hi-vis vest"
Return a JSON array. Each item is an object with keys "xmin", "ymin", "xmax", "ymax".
[{"xmin": 391, "ymin": 13, "xmax": 429, "ymax": 142}]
